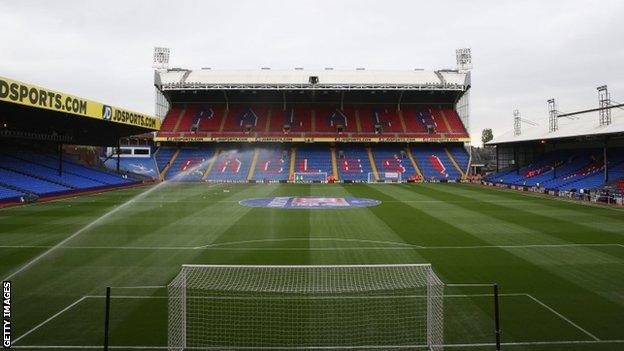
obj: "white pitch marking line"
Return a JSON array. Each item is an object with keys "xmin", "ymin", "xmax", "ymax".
[
  {"xmin": 13, "ymin": 293, "xmax": 606, "ymax": 349},
  {"xmin": 10, "ymin": 340, "xmax": 624, "ymax": 349},
  {"xmin": 1, "ymin": 242, "xmax": 622, "ymax": 251},
  {"xmin": 79, "ymin": 293, "xmax": 600, "ymax": 341},
  {"xmin": 11, "ymin": 346, "xmax": 168, "ymax": 349},
  {"xmin": 1, "ymin": 184, "xmax": 165, "ymax": 281},
  {"xmin": 82, "ymin": 293, "xmax": 527, "ymax": 301},
  {"xmin": 12, "ymin": 296, "xmax": 87, "ymax": 345},
  {"xmin": 109, "ymin": 285, "xmax": 166, "ymax": 289},
  {"xmin": 200, "ymin": 237, "xmax": 419, "ymax": 248},
  {"xmin": 525, "ymin": 293, "xmax": 600, "ymax": 341}
]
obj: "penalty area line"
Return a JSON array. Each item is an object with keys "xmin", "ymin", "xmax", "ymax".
[
  {"xmin": 525, "ymin": 293, "xmax": 600, "ymax": 341},
  {"xmin": 13, "ymin": 293, "xmax": 605, "ymax": 348},
  {"xmin": 12, "ymin": 296, "xmax": 87, "ymax": 345},
  {"xmin": 10, "ymin": 340, "xmax": 624, "ymax": 349}
]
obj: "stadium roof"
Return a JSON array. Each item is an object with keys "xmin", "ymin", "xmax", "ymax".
[
  {"xmin": 488, "ymin": 109, "xmax": 624, "ymax": 145},
  {"xmin": 155, "ymin": 68, "xmax": 470, "ymax": 91},
  {"xmin": 0, "ymin": 76, "xmax": 160, "ymax": 145}
]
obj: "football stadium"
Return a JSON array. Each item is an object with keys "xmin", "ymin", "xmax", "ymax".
[{"xmin": 2, "ymin": 10, "xmax": 624, "ymax": 351}]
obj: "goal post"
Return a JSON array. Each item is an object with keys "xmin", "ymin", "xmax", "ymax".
[
  {"xmin": 293, "ymin": 171, "xmax": 328, "ymax": 183},
  {"xmin": 368, "ymin": 171, "xmax": 403, "ymax": 183},
  {"xmin": 168, "ymin": 264, "xmax": 444, "ymax": 350}
]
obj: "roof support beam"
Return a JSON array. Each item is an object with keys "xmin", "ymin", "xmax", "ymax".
[{"xmin": 557, "ymin": 103, "xmax": 624, "ymax": 118}]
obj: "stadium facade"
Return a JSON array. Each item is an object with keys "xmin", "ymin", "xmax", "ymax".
[{"xmin": 148, "ymin": 67, "xmax": 473, "ymax": 183}]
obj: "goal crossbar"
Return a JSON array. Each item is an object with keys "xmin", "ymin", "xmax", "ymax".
[{"xmin": 182, "ymin": 264, "xmax": 433, "ymax": 268}]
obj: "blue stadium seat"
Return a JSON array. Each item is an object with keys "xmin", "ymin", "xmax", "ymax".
[
  {"xmin": 207, "ymin": 147, "xmax": 254, "ymax": 182},
  {"xmin": 336, "ymin": 145, "xmax": 371, "ymax": 182},
  {"xmin": 166, "ymin": 147, "xmax": 216, "ymax": 181},
  {"xmin": 373, "ymin": 145, "xmax": 417, "ymax": 180},
  {"xmin": 253, "ymin": 147, "xmax": 290, "ymax": 182},
  {"xmin": 294, "ymin": 145, "xmax": 333, "ymax": 181},
  {"xmin": 0, "ymin": 185, "xmax": 25, "ymax": 201},
  {"xmin": 411, "ymin": 145, "xmax": 460, "ymax": 180}
]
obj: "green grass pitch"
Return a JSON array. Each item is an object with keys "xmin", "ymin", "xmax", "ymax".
[{"xmin": 1, "ymin": 182, "xmax": 624, "ymax": 350}]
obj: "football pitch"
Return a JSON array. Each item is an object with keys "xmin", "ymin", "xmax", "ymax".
[{"xmin": 2, "ymin": 182, "xmax": 624, "ymax": 350}]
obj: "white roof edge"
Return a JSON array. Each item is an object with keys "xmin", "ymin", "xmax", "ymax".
[
  {"xmin": 156, "ymin": 68, "xmax": 469, "ymax": 90},
  {"xmin": 488, "ymin": 112, "xmax": 624, "ymax": 145}
]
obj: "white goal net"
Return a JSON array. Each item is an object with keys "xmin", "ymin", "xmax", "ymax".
[
  {"xmin": 168, "ymin": 264, "xmax": 444, "ymax": 350},
  {"xmin": 293, "ymin": 172, "xmax": 328, "ymax": 183},
  {"xmin": 368, "ymin": 171, "xmax": 403, "ymax": 183}
]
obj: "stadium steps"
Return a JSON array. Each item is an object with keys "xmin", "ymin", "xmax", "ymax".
[
  {"xmin": 354, "ymin": 108, "xmax": 362, "ymax": 132},
  {"xmin": 366, "ymin": 147, "xmax": 380, "ymax": 181},
  {"xmin": 330, "ymin": 147, "xmax": 339, "ymax": 180},
  {"xmin": 218, "ymin": 109, "xmax": 228, "ymax": 132},
  {"xmin": 172, "ymin": 108, "xmax": 186, "ymax": 132},
  {"xmin": 201, "ymin": 147, "xmax": 220, "ymax": 180},
  {"xmin": 397, "ymin": 109, "xmax": 408, "ymax": 133},
  {"xmin": 0, "ymin": 164, "xmax": 77, "ymax": 190},
  {"xmin": 439, "ymin": 109, "xmax": 453, "ymax": 131},
  {"xmin": 405, "ymin": 148, "xmax": 424, "ymax": 180},
  {"xmin": 289, "ymin": 147, "xmax": 297, "ymax": 181},
  {"xmin": 264, "ymin": 109, "xmax": 272, "ymax": 132},
  {"xmin": 160, "ymin": 148, "xmax": 180, "ymax": 180},
  {"xmin": 445, "ymin": 147, "xmax": 465, "ymax": 178},
  {"xmin": 247, "ymin": 148, "xmax": 260, "ymax": 181}
]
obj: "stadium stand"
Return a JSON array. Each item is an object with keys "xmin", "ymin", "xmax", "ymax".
[
  {"xmin": 2, "ymin": 154, "xmax": 106, "ymax": 189},
  {"xmin": 176, "ymin": 105, "xmax": 197, "ymax": 132},
  {"xmin": 368, "ymin": 106, "xmax": 403, "ymax": 133},
  {"xmin": 294, "ymin": 145, "xmax": 333, "ymax": 179},
  {"xmin": 197, "ymin": 105, "xmax": 225, "ymax": 132},
  {"xmin": 206, "ymin": 147, "xmax": 254, "ymax": 182},
  {"xmin": 152, "ymin": 68, "xmax": 473, "ymax": 185},
  {"xmin": 0, "ymin": 185, "xmax": 24, "ymax": 201},
  {"xmin": 145, "ymin": 144, "xmax": 468, "ymax": 183},
  {"xmin": 155, "ymin": 147, "xmax": 177, "ymax": 174},
  {"xmin": 0, "ymin": 146, "xmax": 136, "ymax": 199},
  {"xmin": 253, "ymin": 147, "xmax": 291, "ymax": 182},
  {"xmin": 372, "ymin": 145, "xmax": 417, "ymax": 180},
  {"xmin": 401, "ymin": 106, "xmax": 428, "ymax": 133},
  {"xmin": 336, "ymin": 145, "xmax": 372, "ymax": 182},
  {"xmin": 165, "ymin": 147, "xmax": 216, "ymax": 181},
  {"xmin": 486, "ymin": 148, "xmax": 624, "ymax": 191},
  {"xmin": 156, "ymin": 104, "xmax": 469, "ymax": 139},
  {"xmin": 449, "ymin": 145, "xmax": 470, "ymax": 173},
  {"xmin": 442, "ymin": 108, "xmax": 468, "ymax": 134},
  {"xmin": 0, "ymin": 168, "xmax": 70, "ymax": 195},
  {"xmin": 411, "ymin": 145, "xmax": 462, "ymax": 180},
  {"xmin": 2, "ymin": 150, "xmax": 133, "ymax": 186},
  {"xmin": 160, "ymin": 107, "xmax": 183, "ymax": 132}
]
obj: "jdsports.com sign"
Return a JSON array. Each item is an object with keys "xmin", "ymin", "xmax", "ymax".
[
  {"xmin": 0, "ymin": 79, "xmax": 88, "ymax": 115},
  {"xmin": 0, "ymin": 76, "xmax": 160, "ymax": 130}
]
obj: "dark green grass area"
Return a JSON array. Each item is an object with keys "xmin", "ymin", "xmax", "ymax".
[{"xmin": 1, "ymin": 183, "xmax": 624, "ymax": 350}]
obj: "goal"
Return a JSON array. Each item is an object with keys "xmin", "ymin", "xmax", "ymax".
[
  {"xmin": 168, "ymin": 264, "xmax": 444, "ymax": 350},
  {"xmin": 293, "ymin": 171, "xmax": 328, "ymax": 183},
  {"xmin": 368, "ymin": 171, "xmax": 403, "ymax": 183}
]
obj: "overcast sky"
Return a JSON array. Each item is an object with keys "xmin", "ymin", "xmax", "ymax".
[{"xmin": 1, "ymin": 0, "xmax": 623, "ymax": 144}]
